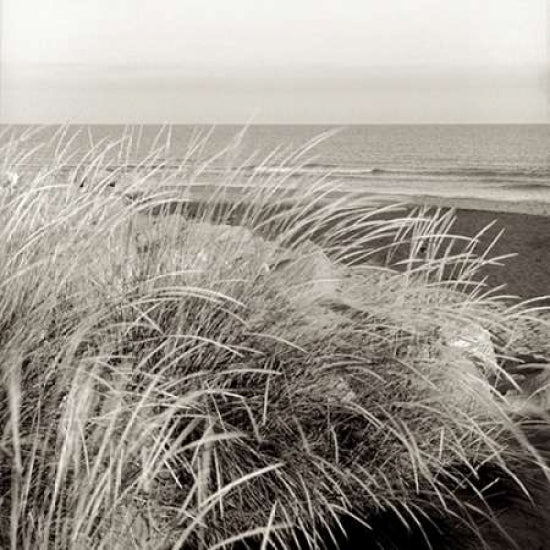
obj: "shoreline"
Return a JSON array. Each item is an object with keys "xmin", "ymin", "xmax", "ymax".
[
  {"xmin": 387, "ymin": 194, "xmax": 550, "ymax": 217},
  {"xmin": 143, "ymin": 180, "xmax": 550, "ymax": 217},
  {"xmin": 388, "ymin": 193, "xmax": 550, "ymax": 217}
]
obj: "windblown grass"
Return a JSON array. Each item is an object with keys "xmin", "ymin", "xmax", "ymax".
[{"xmin": 0, "ymin": 126, "xmax": 548, "ymax": 549}]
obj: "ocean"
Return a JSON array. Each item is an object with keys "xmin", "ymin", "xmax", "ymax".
[{"xmin": 3, "ymin": 124, "xmax": 550, "ymax": 211}]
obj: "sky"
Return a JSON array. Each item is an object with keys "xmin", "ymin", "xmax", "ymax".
[{"xmin": 1, "ymin": 0, "xmax": 549, "ymax": 124}]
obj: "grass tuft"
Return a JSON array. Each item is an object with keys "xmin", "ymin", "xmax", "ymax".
[{"xmin": 0, "ymin": 126, "xmax": 548, "ymax": 549}]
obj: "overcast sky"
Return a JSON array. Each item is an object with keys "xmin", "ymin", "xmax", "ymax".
[{"xmin": 1, "ymin": 0, "xmax": 549, "ymax": 123}]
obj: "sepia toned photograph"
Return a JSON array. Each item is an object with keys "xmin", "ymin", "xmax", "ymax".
[{"xmin": 0, "ymin": 1, "xmax": 550, "ymax": 548}]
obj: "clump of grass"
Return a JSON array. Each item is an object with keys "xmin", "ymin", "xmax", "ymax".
[{"xmin": 0, "ymin": 126, "xmax": 548, "ymax": 549}]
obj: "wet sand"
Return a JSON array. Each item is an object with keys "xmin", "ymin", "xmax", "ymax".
[
  {"xmin": 345, "ymin": 204, "xmax": 550, "ymax": 302},
  {"xmin": 450, "ymin": 207, "xmax": 550, "ymax": 301},
  {"xmin": 322, "ymin": 191, "xmax": 550, "ymax": 301},
  {"xmin": 339, "ymin": 191, "xmax": 550, "ymax": 301}
]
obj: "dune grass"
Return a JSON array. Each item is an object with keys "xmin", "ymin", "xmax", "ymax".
[{"xmin": 0, "ymin": 126, "xmax": 548, "ymax": 549}]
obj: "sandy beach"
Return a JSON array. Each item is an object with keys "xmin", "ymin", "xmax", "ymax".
[
  {"xmin": 168, "ymin": 182, "xmax": 550, "ymax": 301},
  {"xmin": 448, "ymin": 206, "xmax": 550, "ymax": 301},
  {"xmin": 322, "ymin": 188, "xmax": 550, "ymax": 301}
]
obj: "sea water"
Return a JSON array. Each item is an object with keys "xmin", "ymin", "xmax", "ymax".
[{"xmin": 3, "ymin": 124, "xmax": 550, "ymax": 210}]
